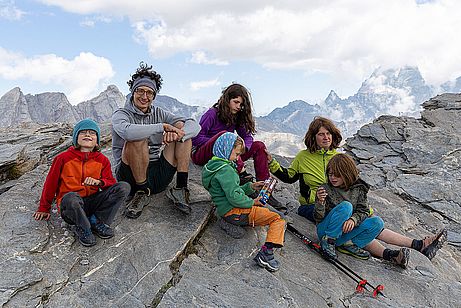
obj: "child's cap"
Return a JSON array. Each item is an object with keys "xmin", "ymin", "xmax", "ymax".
[
  {"xmin": 72, "ymin": 118, "xmax": 100, "ymax": 146},
  {"xmin": 212, "ymin": 132, "xmax": 238, "ymax": 160}
]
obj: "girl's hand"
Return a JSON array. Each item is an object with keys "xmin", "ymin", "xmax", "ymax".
[
  {"xmin": 253, "ymin": 196, "xmax": 264, "ymax": 207},
  {"xmin": 83, "ymin": 177, "xmax": 101, "ymax": 186},
  {"xmin": 265, "ymin": 149, "xmax": 273, "ymax": 163},
  {"xmin": 316, "ymin": 187, "xmax": 328, "ymax": 205},
  {"xmin": 251, "ymin": 181, "xmax": 265, "ymax": 190},
  {"xmin": 33, "ymin": 211, "xmax": 50, "ymax": 221},
  {"xmin": 342, "ymin": 219, "xmax": 355, "ymax": 233}
]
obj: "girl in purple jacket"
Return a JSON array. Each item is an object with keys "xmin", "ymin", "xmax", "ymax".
[{"xmin": 192, "ymin": 84, "xmax": 286, "ymax": 211}]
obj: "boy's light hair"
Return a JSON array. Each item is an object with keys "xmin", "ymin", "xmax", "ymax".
[
  {"xmin": 326, "ymin": 153, "xmax": 358, "ymax": 190},
  {"xmin": 233, "ymin": 137, "xmax": 245, "ymax": 155}
]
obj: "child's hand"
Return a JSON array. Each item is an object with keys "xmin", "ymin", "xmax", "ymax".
[
  {"xmin": 82, "ymin": 177, "xmax": 101, "ymax": 186},
  {"xmin": 33, "ymin": 211, "xmax": 50, "ymax": 221},
  {"xmin": 251, "ymin": 181, "xmax": 265, "ymax": 190},
  {"xmin": 265, "ymin": 149, "xmax": 273, "ymax": 163},
  {"xmin": 342, "ymin": 219, "xmax": 355, "ymax": 233},
  {"xmin": 253, "ymin": 196, "xmax": 264, "ymax": 207},
  {"xmin": 316, "ymin": 187, "xmax": 328, "ymax": 205}
]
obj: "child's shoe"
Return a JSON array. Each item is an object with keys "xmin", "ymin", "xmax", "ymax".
[
  {"xmin": 218, "ymin": 217, "xmax": 246, "ymax": 239},
  {"xmin": 337, "ymin": 241, "xmax": 371, "ymax": 260},
  {"xmin": 91, "ymin": 222, "xmax": 114, "ymax": 239},
  {"xmin": 320, "ymin": 235, "xmax": 337, "ymax": 261},
  {"xmin": 254, "ymin": 245, "xmax": 280, "ymax": 272},
  {"xmin": 421, "ymin": 228, "xmax": 447, "ymax": 260},
  {"xmin": 391, "ymin": 247, "xmax": 410, "ymax": 269},
  {"xmin": 73, "ymin": 226, "xmax": 96, "ymax": 247}
]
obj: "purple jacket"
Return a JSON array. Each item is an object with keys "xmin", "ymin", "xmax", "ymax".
[{"xmin": 192, "ymin": 108, "xmax": 254, "ymax": 149}]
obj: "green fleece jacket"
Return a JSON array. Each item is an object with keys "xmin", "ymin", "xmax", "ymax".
[
  {"xmin": 314, "ymin": 179, "xmax": 371, "ymax": 226},
  {"xmin": 269, "ymin": 149, "xmax": 337, "ymax": 205},
  {"xmin": 202, "ymin": 157, "xmax": 255, "ymax": 217}
]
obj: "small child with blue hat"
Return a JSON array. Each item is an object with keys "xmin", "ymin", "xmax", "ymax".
[
  {"xmin": 34, "ymin": 118, "xmax": 130, "ymax": 246},
  {"xmin": 201, "ymin": 132, "xmax": 286, "ymax": 271}
]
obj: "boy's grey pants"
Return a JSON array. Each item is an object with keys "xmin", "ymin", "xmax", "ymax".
[{"xmin": 60, "ymin": 182, "xmax": 130, "ymax": 230}]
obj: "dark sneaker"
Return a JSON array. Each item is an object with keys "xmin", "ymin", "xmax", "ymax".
[
  {"xmin": 267, "ymin": 195, "xmax": 288, "ymax": 214},
  {"xmin": 337, "ymin": 243, "xmax": 371, "ymax": 260},
  {"xmin": 166, "ymin": 187, "xmax": 192, "ymax": 214},
  {"xmin": 73, "ymin": 226, "xmax": 96, "ymax": 247},
  {"xmin": 320, "ymin": 235, "xmax": 337, "ymax": 261},
  {"xmin": 254, "ymin": 245, "xmax": 280, "ymax": 272},
  {"xmin": 125, "ymin": 189, "xmax": 151, "ymax": 219},
  {"xmin": 392, "ymin": 247, "xmax": 410, "ymax": 269},
  {"xmin": 239, "ymin": 172, "xmax": 254, "ymax": 185},
  {"xmin": 421, "ymin": 228, "xmax": 447, "ymax": 260},
  {"xmin": 218, "ymin": 217, "xmax": 246, "ymax": 239},
  {"xmin": 91, "ymin": 222, "xmax": 114, "ymax": 239}
]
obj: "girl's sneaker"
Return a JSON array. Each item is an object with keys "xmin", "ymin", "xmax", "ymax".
[
  {"xmin": 254, "ymin": 245, "xmax": 280, "ymax": 272},
  {"xmin": 320, "ymin": 236, "xmax": 337, "ymax": 261},
  {"xmin": 337, "ymin": 242, "xmax": 371, "ymax": 260}
]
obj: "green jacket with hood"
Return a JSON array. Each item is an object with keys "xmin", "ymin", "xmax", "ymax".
[{"xmin": 202, "ymin": 157, "xmax": 255, "ymax": 217}]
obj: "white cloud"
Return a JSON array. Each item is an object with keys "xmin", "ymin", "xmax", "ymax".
[
  {"xmin": 190, "ymin": 51, "xmax": 228, "ymax": 66},
  {"xmin": 0, "ymin": 0, "xmax": 25, "ymax": 20},
  {"xmin": 190, "ymin": 78, "xmax": 220, "ymax": 91},
  {"xmin": 37, "ymin": 0, "xmax": 461, "ymax": 86},
  {"xmin": 80, "ymin": 15, "xmax": 113, "ymax": 27},
  {"xmin": 0, "ymin": 48, "xmax": 114, "ymax": 104}
]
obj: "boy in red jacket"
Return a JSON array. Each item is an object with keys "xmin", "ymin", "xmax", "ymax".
[{"xmin": 33, "ymin": 119, "xmax": 130, "ymax": 246}]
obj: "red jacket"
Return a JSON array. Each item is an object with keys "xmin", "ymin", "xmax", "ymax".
[{"xmin": 38, "ymin": 146, "xmax": 116, "ymax": 213}]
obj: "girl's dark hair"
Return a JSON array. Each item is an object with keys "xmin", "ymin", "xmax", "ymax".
[
  {"xmin": 303, "ymin": 116, "xmax": 342, "ymax": 152},
  {"xmin": 326, "ymin": 153, "xmax": 358, "ymax": 190},
  {"xmin": 213, "ymin": 83, "xmax": 256, "ymax": 134},
  {"xmin": 75, "ymin": 144, "xmax": 101, "ymax": 152},
  {"xmin": 127, "ymin": 62, "xmax": 163, "ymax": 91}
]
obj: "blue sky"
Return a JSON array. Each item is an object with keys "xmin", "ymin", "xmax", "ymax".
[{"xmin": 1, "ymin": 0, "xmax": 460, "ymax": 115}]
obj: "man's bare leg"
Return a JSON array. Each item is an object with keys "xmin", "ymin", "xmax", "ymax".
[{"xmin": 122, "ymin": 140, "xmax": 149, "ymax": 192}]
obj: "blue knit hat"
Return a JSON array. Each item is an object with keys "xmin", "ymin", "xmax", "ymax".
[
  {"xmin": 72, "ymin": 118, "xmax": 100, "ymax": 146},
  {"xmin": 212, "ymin": 132, "xmax": 238, "ymax": 160}
]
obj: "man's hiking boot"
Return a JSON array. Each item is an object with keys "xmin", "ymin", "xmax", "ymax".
[
  {"xmin": 239, "ymin": 171, "xmax": 254, "ymax": 185},
  {"xmin": 125, "ymin": 189, "xmax": 150, "ymax": 219},
  {"xmin": 166, "ymin": 187, "xmax": 192, "ymax": 214},
  {"xmin": 337, "ymin": 242, "xmax": 371, "ymax": 260},
  {"xmin": 73, "ymin": 226, "xmax": 96, "ymax": 247},
  {"xmin": 391, "ymin": 247, "xmax": 410, "ymax": 269},
  {"xmin": 267, "ymin": 195, "xmax": 288, "ymax": 214},
  {"xmin": 254, "ymin": 245, "xmax": 280, "ymax": 272},
  {"xmin": 218, "ymin": 217, "xmax": 246, "ymax": 239},
  {"xmin": 421, "ymin": 228, "xmax": 447, "ymax": 260},
  {"xmin": 320, "ymin": 235, "xmax": 337, "ymax": 261},
  {"xmin": 91, "ymin": 222, "xmax": 114, "ymax": 239}
]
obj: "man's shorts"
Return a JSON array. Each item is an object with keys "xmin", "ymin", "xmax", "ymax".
[{"xmin": 116, "ymin": 154, "xmax": 176, "ymax": 195}]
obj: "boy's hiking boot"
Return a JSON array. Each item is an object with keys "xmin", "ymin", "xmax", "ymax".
[
  {"xmin": 320, "ymin": 235, "xmax": 337, "ymax": 261},
  {"xmin": 125, "ymin": 189, "xmax": 151, "ymax": 219},
  {"xmin": 91, "ymin": 222, "xmax": 114, "ymax": 239},
  {"xmin": 218, "ymin": 217, "xmax": 246, "ymax": 239},
  {"xmin": 254, "ymin": 245, "xmax": 280, "ymax": 272},
  {"xmin": 421, "ymin": 228, "xmax": 447, "ymax": 260},
  {"xmin": 73, "ymin": 226, "xmax": 96, "ymax": 247},
  {"xmin": 166, "ymin": 187, "xmax": 192, "ymax": 214},
  {"xmin": 337, "ymin": 242, "xmax": 371, "ymax": 260},
  {"xmin": 267, "ymin": 195, "xmax": 288, "ymax": 214},
  {"xmin": 392, "ymin": 247, "xmax": 410, "ymax": 269}
]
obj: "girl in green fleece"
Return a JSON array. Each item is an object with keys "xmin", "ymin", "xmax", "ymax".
[{"xmin": 202, "ymin": 132, "xmax": 286, "ymax": 272}]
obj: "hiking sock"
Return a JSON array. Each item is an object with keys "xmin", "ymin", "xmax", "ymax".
[
  {"xmin": 136, "ymin": 180, "xmax": 150, "ymax": 194},
  {"xmin": 383, "ymin": 248, "xmax": 400, "ymax": 261},
  {"xmin": 264, "ymin": 242, "xmax": 274, "ymax": 250},
  {"xmin": 176, "ymin": 172, "xmax": 188, "ymax": 188},
  {"xmin": 411, "ymin": 239, "xmax": 423, "ymax": 251}
]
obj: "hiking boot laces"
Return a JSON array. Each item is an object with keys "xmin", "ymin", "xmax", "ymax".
[{"xmin": 392, "ymin": 247, "xmax": 410, "ymax": 269}]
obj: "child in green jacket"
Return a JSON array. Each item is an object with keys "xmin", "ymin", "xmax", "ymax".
[{"xmin": 202, "ymin": 132, "xmax": 286, "ymax": 272}]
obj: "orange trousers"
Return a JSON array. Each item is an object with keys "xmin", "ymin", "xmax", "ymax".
[{"xmin": 224, "ymin": 206, "xmax": 286, "ymax": 247}]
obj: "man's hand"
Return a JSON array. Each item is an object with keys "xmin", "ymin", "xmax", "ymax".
[
  {"xmin": 163, "ymin": 123, "xmax": 185, "ymax": 144},
  {"xmin": 33, "ymin": 211, "xmax": 50, "ymax": 220},
  {"xmin": 342, "ymin": 219, "xmax": 355, "ymax": 233},
  {"xmin": 82, "ymin": 177, "xmax": 101, "ymax": 186},
  {"xmin": 251, "ymin": 181, "xmax": 265, "ymax": 190}
]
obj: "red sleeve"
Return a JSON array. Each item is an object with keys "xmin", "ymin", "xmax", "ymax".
[
  {"xmin": 37, "ymin": 155, "xmax": 63, "ymax": 213},
  {"xmin": 99, "ymin": 155, "xmax": 116, "ymax": 189}
]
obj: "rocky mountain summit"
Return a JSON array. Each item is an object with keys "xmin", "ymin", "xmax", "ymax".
[{"xmin": 0, "ymin": 94, "xmax": 460, "ymax": 307}]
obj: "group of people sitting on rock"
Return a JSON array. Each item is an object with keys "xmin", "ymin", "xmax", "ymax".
[{"xmin": 33, "ymin": 62, "xmax": 447, "ymax": 273}]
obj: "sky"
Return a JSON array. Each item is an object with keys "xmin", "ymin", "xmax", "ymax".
[{"xmin": 1, "ymin": 0, "xmax": 460, "ymax": 115}]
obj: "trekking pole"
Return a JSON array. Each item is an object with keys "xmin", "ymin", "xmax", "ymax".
[{"xmin": 287, "ymin": 224, "xmax": 385, "ymax": 297}]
